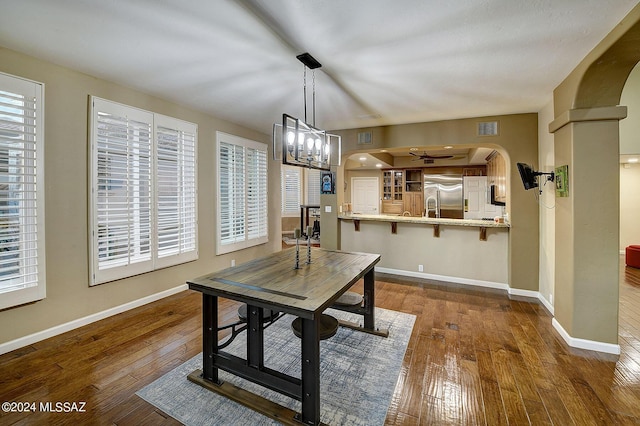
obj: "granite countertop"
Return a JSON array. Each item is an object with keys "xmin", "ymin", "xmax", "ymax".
[{"xmin": 338, "ymin": 213, "xmax": 510, "ymax": 228}]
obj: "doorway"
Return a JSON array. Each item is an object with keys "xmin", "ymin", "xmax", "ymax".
[{"xmin": 351, "ymin": 177, "xmax": 379, "ymax": 214}]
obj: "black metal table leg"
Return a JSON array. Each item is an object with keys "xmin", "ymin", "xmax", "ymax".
[
  {"xmin": 202, "ymin": 294, "xmax": 220, "ymax": 384},
  {"xmin": 246, "ymin": 304, "xmax": 265, "ymax": 369},
  {"xmin": 363, "ymin": 268, "xmax": 376, "ymax": 331},
  {"xmin": 300, "ymin": 317, "xmax": 321, "ymax": 425}
]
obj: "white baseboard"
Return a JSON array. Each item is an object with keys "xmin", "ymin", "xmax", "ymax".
[
  {"xmin": 552, "ymin": 318, "xmax": 620, "ymax": 355},
  {"xmin": 508, "ymin": 287, "xmax": 539, "ymax": 298},
  {"xmin": 375, "ymin": 267, "xmax": 510, "ymax": 291},
  {"xmin": 0, "ymin": 284, "xmax": 188, "ymax": 356},
  {"xmin": 537, "ymin": 294, "xmax": 555, "ymax": 315}
]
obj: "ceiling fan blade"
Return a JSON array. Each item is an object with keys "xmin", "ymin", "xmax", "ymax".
[{"xmin": 427, "ymin": 154, "xmax": 454, "ymax": 159}]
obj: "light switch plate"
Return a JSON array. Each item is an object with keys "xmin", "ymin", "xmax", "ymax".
[{"xmin": 325, "ymin": 206, "xmax": 331, "ymax": 213}]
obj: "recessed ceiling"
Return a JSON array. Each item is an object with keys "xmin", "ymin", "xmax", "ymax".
[
  {"xmin": 346, "ymin": 146, "xmax": 495, "ymax": 169},
  {"xmin": 0, "ymin": 1, "xmax": 637, "ymax": 134}
]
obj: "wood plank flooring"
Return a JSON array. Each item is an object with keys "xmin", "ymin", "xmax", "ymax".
[{"xmin": 1, "ymin": 258, "xmax": 640, "ymax": 425}]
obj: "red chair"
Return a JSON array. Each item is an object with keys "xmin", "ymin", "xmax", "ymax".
[{"xmin": 626, "ymin": 245, "xmax": 640, "ymax": 269}]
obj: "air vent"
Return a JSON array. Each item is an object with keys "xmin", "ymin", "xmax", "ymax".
[
  {"xmin": 357, "ymin": 131, "xmax": 372, "ymax": 145},
  {"xmin": 477, "ymin": 121, "xmax": 499, "ymax": 136}
]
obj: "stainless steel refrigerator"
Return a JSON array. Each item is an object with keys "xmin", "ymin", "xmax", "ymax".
[{"xmin": 423, "ymin": 174, "xmax": 464, "ymax": 219}]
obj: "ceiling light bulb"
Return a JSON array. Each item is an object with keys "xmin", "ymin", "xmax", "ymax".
[
  {"xmin": 376, "ymin": 163, "xmax": 383, "ymax": 168},
  {"xmin": 628, "ymin": 158, "xmax": 639, "ymax": 163},
  {"xmin": 359, "ymin": 156, "xmax": 367, "ymax": 161},
  {"xmin": 287, "ymin": 131, "xmax": 295, "ymax": 145}
]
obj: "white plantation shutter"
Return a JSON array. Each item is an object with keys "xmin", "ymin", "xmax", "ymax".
[
  {"xmin": 218, "ymin": 142, "xmax": 245, "ymax": 246},
  {"xmin": 155, "ymin": 115, "xmax": 198, "ymax": 267},
  {"xmin": 90, "ymin": 98, "xmax": 198, "ymax": 285},
  {"xmin": 306, "ymin": 169, "xmax": 321, "ymax": 205},
  {"xmin": 247, "ymin": 147, "xmax": 267, "ymax": 240},
  {"xmin": 92, "ymin": 99, "xmax": 153, "ymax": 283},
  {"xmin": 216, "ymin": 132, "xmax": 268, "ymax": 254},
  {"xmin": 281, "ymin": 166, "xmax": 300, "ymax": 215},
  {"xmin": 0, "ymin": 73, "xmax": 46, "ymax": 310}
]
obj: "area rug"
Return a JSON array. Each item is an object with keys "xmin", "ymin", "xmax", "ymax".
[{"xmin": 136, "ymin": 307, "xmax": 415, "ymax": 425}]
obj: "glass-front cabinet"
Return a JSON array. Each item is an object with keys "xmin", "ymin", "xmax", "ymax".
[{"xmin": 382, "ymin": 170, "xmax": 404, "ymax": 214}]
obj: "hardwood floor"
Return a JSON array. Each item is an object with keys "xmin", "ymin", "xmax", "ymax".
[{"xmin": 1, "ymin": 259, "xmax": 640, "ymax": 425}]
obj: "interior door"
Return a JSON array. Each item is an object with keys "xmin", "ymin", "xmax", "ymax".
[
  {"xmin": 351, "ymin": 177, "xmax": 379, "ymax": 214},
  {"xmin": 464, "ymin": 176, "xmax": 485, "ymax": 219}
]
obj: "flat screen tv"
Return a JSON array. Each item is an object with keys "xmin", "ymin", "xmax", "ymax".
[{"xmin": 517, "ymin": 162, "xmax": 538, "ymax": 190}]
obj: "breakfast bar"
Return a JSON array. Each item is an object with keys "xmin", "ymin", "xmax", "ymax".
[
  {"xmin": 186, "ymin": 247, "xmax": 382, "ymax": 425},
  {"xmin": 339, "ymin": 213, "xmax": 510, "ymax": 288}
]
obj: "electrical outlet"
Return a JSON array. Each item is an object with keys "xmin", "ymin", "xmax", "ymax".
[
  {"xmin": 231, "ymin": 259, "xmax": 236, "ymax": 267},
  {"xmin": 549, "ymin": 294, "xmax": 553, "ymax": 304},
  {"xmin": 418, "ymin": 264, "xmax": 424, "ymax": 272}
]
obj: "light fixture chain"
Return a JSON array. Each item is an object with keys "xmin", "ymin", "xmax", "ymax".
[
  {"xmin": 303, "ymin": 64, "xmax": 308, "ymax": 124},
  {"xmin": 312, "ymin": 69, "xmax": 316, "ymax": 127}
]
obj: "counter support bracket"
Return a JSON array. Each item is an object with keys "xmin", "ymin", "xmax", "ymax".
[
  {"xmin": 479, "ymin": 227, "xmax": 487, "ymax": 241},
  {"xmin": 433, "ymin": 224, "xmax": 440, "ymax": 238},
  {"xmin": 354, "ymin": 219, "xmax": 360, "ymax": 232},
  {"xmin": 391, "ymin": 222, "xmax": 397, "ymax": 234}
]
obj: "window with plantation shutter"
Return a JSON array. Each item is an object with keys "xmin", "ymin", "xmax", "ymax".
[
  {"xmin": 216, "ymin": 132, "xmax": 267, "ymax": 255},
  {"xmin": 306, "ymin": 169, "xmax": 321, "ymax": 205},
  {"xmin": 0, "ymin": 72, "xmax": 46, "ymax": 310},
  {"xmin": 155, "ymin": 115, "xmax": 197, "ymax": 268},
  {"xmin": 281, "ymin": 166, "xmax": 301, "ymax": 216},
  {"xmin": 89, "ymin": 97, "xmax": 198, "ymax": 285}
]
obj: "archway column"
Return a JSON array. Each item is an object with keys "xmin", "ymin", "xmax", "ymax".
[{"xmin": 549, "ymin": 106, "xmax": 626, "ymax": 353}]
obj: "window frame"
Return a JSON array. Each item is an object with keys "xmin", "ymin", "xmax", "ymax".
[
  {"xmin": 306, "ymin": 168, "xmax": 321, "ymax": 205},
  {"xmin": 0, "ymin": 72, "xmax": 46, "ymax": 310},
  {"xmin": 281, "ymin": 165, "xmax": 301, "ymax": 217},
  {"xmin": 89, "ymin": 97, "xmax": 198, "ymax": 286},
  {"xmin": 216, "ymin": 131, "xmax": 268, "ymax": 255}
]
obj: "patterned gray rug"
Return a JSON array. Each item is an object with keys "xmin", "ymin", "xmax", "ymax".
[{"xmin": 136, "ymin": 307, "xmax": 415, "ymax": 425}]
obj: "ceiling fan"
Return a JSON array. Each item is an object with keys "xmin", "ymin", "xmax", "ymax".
[
  {"xmin": 409, "ymin": 151, "xmax": 455, "ymax": 160},
  {"xmin": 409, "ymin": 151, "xmax": 465, "ymax": 164},
  {"xmin": 409, "ymin": 151, "xmax": 456, "ymax": 164}
]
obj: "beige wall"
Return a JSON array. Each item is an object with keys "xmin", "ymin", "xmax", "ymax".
[
  {"xmin": 0, "ymin": 46, "xmax": 280, "ymax": 345},
  {"xmin": 620, "ymin": 62, "xmax": 640, "ymax": 251},
  {"xmin": 332, "ymin": 113, "xmax": 539, "ymax": 291},
  {"xmin": 620, "ymin": 63, "xmax": 640, "ymax": 155},
  {"xmin": 340, "ymin": 220, "xmax": 509, "ymax": 285},
  {"xmin": 538, "ymin": 99, "xmax": 556, "ymax": 309},
  {"xmin": 621, "ymin": 163, "xmax": 640, "ymax": 249}
]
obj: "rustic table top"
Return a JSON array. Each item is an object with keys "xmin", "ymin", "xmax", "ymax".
[{"xmin": 187, "ymin": 248, "xmax": 380, "ymax": 319}]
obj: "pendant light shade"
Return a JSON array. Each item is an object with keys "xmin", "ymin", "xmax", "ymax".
[{"xmin": 273, "ymin": 53, "xmax": 341, "ymax": 171}]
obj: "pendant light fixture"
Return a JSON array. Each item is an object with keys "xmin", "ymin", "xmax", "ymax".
[{"xmin": 273, "ymin": 53, "xmax": 341, "ymax": 171}]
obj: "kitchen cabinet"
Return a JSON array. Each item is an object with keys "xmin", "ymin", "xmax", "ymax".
[
  {"xmin": 403, "ymin": 169, "xmax": 423, "ymax": 216},
  {"xmin": 381, "ymin": 170, "xmax": 404, "ymax": 214},
  {"xmin": 486, "ymin": 151, "xmax": 506, "ymax": 203},
  {"xmin": 404, "ymin": 192, "xmax": 424, "ymax": 217},
  {"xmin": 404, "ymin": 169, "xmax": 423, "ymax": 192}
]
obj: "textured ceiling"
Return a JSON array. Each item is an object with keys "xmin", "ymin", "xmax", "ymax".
[{"xmin": 0, "ymin": 0, "xmax": 638, "ymax": 134}]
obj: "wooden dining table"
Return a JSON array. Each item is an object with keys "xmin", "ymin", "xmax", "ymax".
[{"xmin": 186, "ymin": 247, "xmax": 384, "ymax": 426}]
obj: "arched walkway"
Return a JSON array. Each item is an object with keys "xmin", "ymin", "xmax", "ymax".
[{"xmin": 548, "ymin": 5, "xmax": 640, "ymax": 353}]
